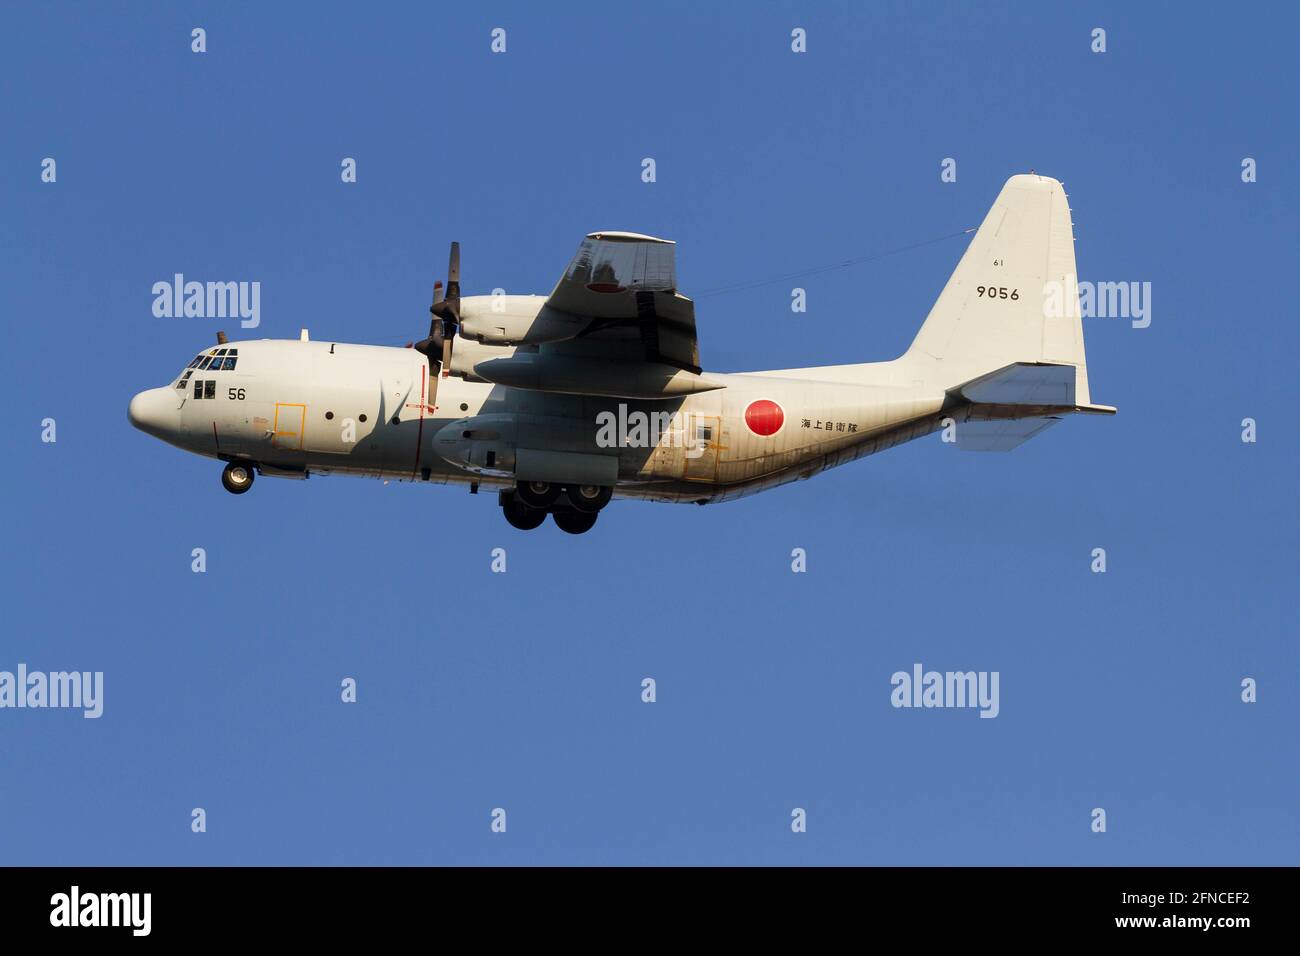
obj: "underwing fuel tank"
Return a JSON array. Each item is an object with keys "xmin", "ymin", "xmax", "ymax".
[{"xmin": 434, "ymin": 413, "xmax": 620, "ymax": 483}]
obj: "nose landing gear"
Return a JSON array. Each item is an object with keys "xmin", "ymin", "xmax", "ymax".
[{"xmin": 221, "ymin": 461, "xmax": 255, "ymax": 495}]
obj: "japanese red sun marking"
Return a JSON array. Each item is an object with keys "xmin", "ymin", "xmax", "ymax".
[{"xmin": 744, "ymin": 399, "xmax": 785, "ymax": 437}]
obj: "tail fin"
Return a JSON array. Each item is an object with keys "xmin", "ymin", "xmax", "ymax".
[{"xmin": 905, "ymin": 174, "xmax": 1096, "ymax": 405}]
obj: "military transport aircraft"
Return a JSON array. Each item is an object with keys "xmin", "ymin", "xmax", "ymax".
[{"xmin": 129, "ymin": 174, "xmax": 1114, "ymax": 534}]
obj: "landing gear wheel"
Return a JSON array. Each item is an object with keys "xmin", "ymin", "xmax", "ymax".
[
  {"xmin": 501, "ymin": 493, "xmax": 546, "ymax": 531},
  {"xmin": 566, "ymin": 484, "xmax": 612, "ymax": 514},
  {"xmin": 552, "ymin": 509, "xmax": 598, "ymax": 535},
  {"xmin": 221, "ymin": 461, "xmax": 255, "ymax": 495},
  {"xmin": 516, "ymin": 480, "xmax": 562, "ymax": 509}
]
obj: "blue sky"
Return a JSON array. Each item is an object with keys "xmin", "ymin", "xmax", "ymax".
[{"xmin": 2, "ymin": 1, "xmax": 1296, "ymax": 865}]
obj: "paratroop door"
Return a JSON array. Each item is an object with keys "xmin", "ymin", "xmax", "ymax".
[{"xmin": 272, "ymin": 403, "xmax": 305, "ymax": 450}]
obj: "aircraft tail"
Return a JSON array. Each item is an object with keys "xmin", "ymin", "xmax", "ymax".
[{"xmin": 905, "ymin": 174, "xmax": 1100, "ymax": 406}]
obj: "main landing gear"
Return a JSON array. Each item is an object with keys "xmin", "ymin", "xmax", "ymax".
[
  {"xmin": 500, "ymin": 484, "xmax": 611, "ymax": 534},
  {"xmin": 221, "ymin": 461, "xmax": 255, "ymax": 495}
]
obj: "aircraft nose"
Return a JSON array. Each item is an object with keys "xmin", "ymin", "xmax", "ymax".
[{"xmin": 128, "ymin": 387, "xmax": 178, "ymax": 438}]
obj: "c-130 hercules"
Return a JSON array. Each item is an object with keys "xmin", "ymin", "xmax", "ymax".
[{"xmin": 129, "ymin": 174, "xmax": 1114, "ymax": 534}]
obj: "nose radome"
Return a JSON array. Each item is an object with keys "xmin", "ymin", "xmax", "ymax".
[{"xmin": 128, "ymin": 387, "xmax": 177, "ymax": 438}]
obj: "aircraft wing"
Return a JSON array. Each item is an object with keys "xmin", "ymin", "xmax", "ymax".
[{"xmin": 541, "ymin": 232, "xmax": 702, "ymax": 374}]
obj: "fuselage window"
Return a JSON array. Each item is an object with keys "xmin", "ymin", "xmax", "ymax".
[
  {"xmin": 204, "ymin": 380, "xmax": 216, "ymax": 400},
  {"xmin": 187, "ymin": 356, "xmax": 202, "ymax": 369},
  {"xmin": 197, "ymin": 357, "xmax": 212, "ymax": 370},
  {"xmin": 222, "ymin": 357, "xmax": 237, "ymax": 370},
  {"xmin": 193, "ymin": 379, "xmax": 203, "ymax": 399},
  {"xmin": 215, "ymin": 348, "xmax": 228, "ymax": 356}
]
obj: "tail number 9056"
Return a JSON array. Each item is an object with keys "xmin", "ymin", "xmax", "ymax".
[{"xmin": 976, "ymin": 286, "xmax": 1019, "ymax": 301}]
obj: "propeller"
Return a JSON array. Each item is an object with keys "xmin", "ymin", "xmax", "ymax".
[{"xmin": 413, "ymin": 241, "xmax": 461, "ymax": 408}]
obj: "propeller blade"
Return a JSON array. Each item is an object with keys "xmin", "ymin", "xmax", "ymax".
[
  {"xmin": 428, "ymin": 242, "xmax": 461, "ymax": 377},
  {"xmin": 442, "ymin": 242, "xmax": 461, "ymax": 316},
  {"xmin": 441, "ymin": 335, "xmax": 453, "ymax": 378},
  {"xmin": 417, "ymin": 241, "xmax": 464, "ymax": 399},
  {"xmin": 447, "ymin": 241, "xmax": 460, "ymax": 289},
  {"xmin": 427, "ymin": 361, "xmax": 440, "ymax": 411}
]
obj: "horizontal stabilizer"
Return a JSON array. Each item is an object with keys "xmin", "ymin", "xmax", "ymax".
[
  {"xmin": 950, "ymin": 362, "xmax": 1113, "ymax": 451},
  {"xmin": 957, "ymin": 362, "xmax": 1075, "ymax": 406},
  {"xmin": 956, "ymin": 416, "xmax": 1062, "ymax": 452}
]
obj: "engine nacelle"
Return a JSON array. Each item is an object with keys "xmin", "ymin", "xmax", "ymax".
[
  {"xmin": 446, "ymin": 336, "xmax": 521, "ymax": 382},
  {"xmin": 458, "ymin": 295, "xmax": 586, "ymax": 346}
]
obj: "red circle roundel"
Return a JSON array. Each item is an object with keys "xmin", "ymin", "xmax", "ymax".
[{"xmin": 744, "ymin": 399, "xmax": 785, "ymax": 437}]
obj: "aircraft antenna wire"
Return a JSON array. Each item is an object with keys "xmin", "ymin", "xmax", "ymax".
[{"xmin": 693, "ymin": 227, "xmax": 977, "ymax": 300}]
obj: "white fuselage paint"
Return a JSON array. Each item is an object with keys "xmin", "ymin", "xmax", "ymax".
[
  {"xmin": 142, "ymin": 335, "xmax": 951, "ymax": 502},
  {"xmin": 141, "ymin": 338, "xmax": 950, "ymax": 505}
]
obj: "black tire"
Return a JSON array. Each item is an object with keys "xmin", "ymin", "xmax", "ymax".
[
  {"xmin": 552, "ymin": 509, "xmax": 598, "ymax": 535},
  {"xmin": 566, "ymin": 484, "xmax": 612, "ymax": 514},
  {"xmin": 516, "ymin": 480, "xmax": 562, "ymax": 509},
  {"xmin": 221, "ymin": 461, "xmax": 255, "ymax": 495},
  {"xmin": 501, "ymin": 494, "xmax": 546, "ymax": 531}
]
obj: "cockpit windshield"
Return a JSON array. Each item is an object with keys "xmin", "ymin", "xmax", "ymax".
[{"xmin": 175, "ymin": 348, "xmax": 238, "ymax": 388}]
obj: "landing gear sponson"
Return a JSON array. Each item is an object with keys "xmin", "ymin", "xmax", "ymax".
[{"xmin": 219, "ymin": 462, "xmax": 608, "ymax": 534}]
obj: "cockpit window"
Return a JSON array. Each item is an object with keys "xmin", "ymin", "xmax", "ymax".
[{"xmin": 182, "ymin": 348, "xmax": 240, "ymax": 390}]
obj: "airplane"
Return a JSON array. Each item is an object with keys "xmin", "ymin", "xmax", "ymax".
[{"xmin": 129, "ymin": 173, "xmax": 1114, "ymax": 534}]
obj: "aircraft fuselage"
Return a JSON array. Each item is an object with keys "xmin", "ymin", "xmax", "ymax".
[{"xmin": 129, "ymin": 337, "xmax": 949, "ymax": 506}]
